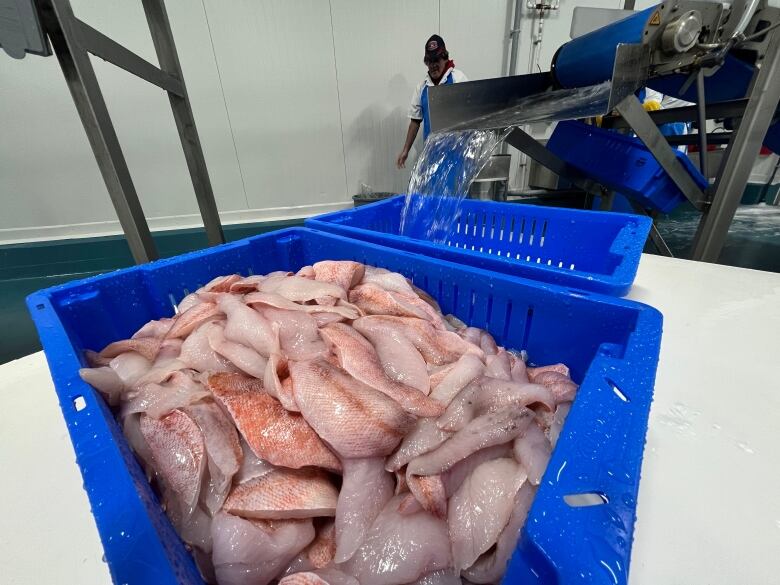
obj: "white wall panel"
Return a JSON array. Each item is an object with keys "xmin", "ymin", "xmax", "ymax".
[
  {"xmin": 330, "ymin": 0, "xmax": 439, "ymax": 196},
  {"xmin": 202, "ymin": 0, "xmax": 348, "ymax": 211}
]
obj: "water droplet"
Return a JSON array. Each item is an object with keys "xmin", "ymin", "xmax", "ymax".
[{"xmin": 736, "ymin": 441, "xmax": 755, "ymax": 454}]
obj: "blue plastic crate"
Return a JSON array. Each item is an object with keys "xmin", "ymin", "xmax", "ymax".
[
  {"xmin": 307, "ymin": 196, "xmax": 651, "ymax": 296},
  {"xmin": 546, "ymin": 120, "xmax": 709, "ymax": 213},
  {"xmin": 27, "ymin": 227, "xmax": 662, "ymax": 585}
]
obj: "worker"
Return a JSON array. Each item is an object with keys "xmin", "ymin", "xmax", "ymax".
[{"xmin": 396, "ymin": 35, "xmax": 468, "ymax": 169}]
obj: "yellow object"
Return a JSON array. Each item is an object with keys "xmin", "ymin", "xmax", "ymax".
[{"xmin": 643, "ymin": 100, "xmax": 662, "ymax": 112}]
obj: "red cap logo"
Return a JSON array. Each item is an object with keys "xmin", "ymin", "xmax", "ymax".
[{"xmin": 427, "ymin": 40, "xmax": 439, "ymax": 51}]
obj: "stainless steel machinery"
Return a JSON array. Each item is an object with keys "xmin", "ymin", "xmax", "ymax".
[{"xmin": 428, "ymin": 0, "xmax": 780, "ymax": 262}]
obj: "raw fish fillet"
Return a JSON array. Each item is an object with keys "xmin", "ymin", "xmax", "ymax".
[
  {"xmin": 438, "ymin": 378, "xmax": 554, "ymax": 431},
  {"xmin": 459, "ymin": 327, "xmax": 482, "ymax": 346},
  {"xmin": 548, "ymin": 401, "xmax": 572, "ymax": 448},
  {"xmin": 280, "ymin": 570, "xmax": 358, "ymax": 585},
  {"xmin": 334, "ymin": 457, "xmax": 394, "ymax": 563},
  {"xmin": 462, "ymin": 483, "xmax": 537, "ymax": 583},
  {"xmin": 261, "ymin": 307, "xmax": 328, "ymax": 362},
  {"xmin": 341, "ymin": 495, "xmax": 452, "ymax": 585},
  {"xmin": 353, "ymin": 317, "xmax": 430, "ymax": 394},
  {"xmin": 386, "ymin": 418, "xmax": 452, "ymax": 472},
  {"xmin": 140, "ymin": 409, "xmax": 205, "ymax": 515},
  {"xmin": 448, "ymin": 457, "xmax": 527, "ymax": 570},
  {"xmin": 440, "ymin": 443, "xmax": 513, "ymax": 497},
  {"xmin": 212, "ymin": 512, "xmax": 315, "ymax": 585},
  {"xmin": 167, "ymin": 302, "xmax": 223, "ymax": 339},
  {"xmin": 408, "ymin": 570, "xmax": 462, "ymax": 585},
  {"xmin": 349, "ymin": 283, "xmax": 446, "ymax": 329},
  {"xmin": 406, "ymin": 471, "xmax": 447, "ymax": 518},
  {"xmin": 185, "ymin": 401, "xmax": 243, "ymax": 513},
  {"xmin": 354, "ymin": 315, "xmax": 482, "ymax": 366},
  {"xmin": 429, "ymin": 354, "xmax": 484, "ymax": 405},
  {"xmin": 218, "ymin": 294, "xmax": 279, "ymax": 356},
  {"xmin": 513, "ymin": 420, "xmax": 552, "ymax": 485},
  {"xmin": 360, "ymin": 266, "xmax": 417, "ymax": 295},
  {"xmin": 529, "ymin": 369, "xmax": 578, "ymax": 403},
  {"xmin": 122, "ymin": 371, "xmax": 210, "ymax": 419},
  {"xmin": 108, "ymin": 352, "xmax": 153, "ymax": 387},
  {"xmin": 527, "ymin": 363, "xmax": 569, "ymax": 378},
  {"xmin": 304, "ymin": 520, "xmax": 336, "ymax": 568},
  {"xmin": 312, "ymin": 260, "xmax": 365, "ymax": 292},
  {"xmin": 408, "ymin": 405, "xmax": 534, "ymax": 476},
  {"xmin": 260, "ymin": 275, "xmax": 347, "ymax": 303},
  {"xmin": 484, "ymin": 351, "xmax": 511, "ymax": 380},
  {"xmin": 245, "ymin": 291, "xmax": 361, "ymax": 320},
  {"xmin": 207, "ymin": 373, "xmax": 340, "ymax": 471},
  {"xmin": 179, "ymin": 322, "xmax": 237, "ymax": 373},
  {"xmin": 510, "ymin": 354, "xmax": 530, "ymax": 384},
  {"xmin": 132, "ymin": 317, "xmax": 174, "ymax": 339},
  {"xmin": 264, "ymin": 353, "xmax": 299, "ymax": 411},
  {"xmin": 320, "ymin": 323, "xmax": 443, "ymax": 417},
  {"xmin": 289, "ymin": 360, "xmax": 413, "ymax": 458},
  {"xmin": 229, "ymin": 275, "xmax": 268, "ymax": 293},
  {"xmin": 479, "ymin": 332, "xmax": 499, "ymax": 356},
  {"xmin": 79, "ymin": 366, "xmax": 124, "ymax": 405},
  {"xmin": 99, "ymin": 337, "xmax": 162, "ymax": 362},
  {"xmin": 207, "ymin": 325, "xmax": 268, "ymax": 379},
  {"xmin": 224, "ymin": 467, "xmax": 338, "ymax": 519},
  {"xmin": 235, "ymin": 439, "xmax": 277, "ymax": 485},
  {"xmin": 202, "ymin": 274, "xmax": 242, "ymax": 293}
]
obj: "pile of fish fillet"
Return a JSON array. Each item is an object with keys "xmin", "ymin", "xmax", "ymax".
[{"xmin": 78, "ymin": 261, "xmax": 577, "ymax": 585}]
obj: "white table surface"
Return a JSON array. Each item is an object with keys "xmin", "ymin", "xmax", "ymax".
[{"xmin": 1, "ymin": 254, "xmax": 778, "ymax": 585}]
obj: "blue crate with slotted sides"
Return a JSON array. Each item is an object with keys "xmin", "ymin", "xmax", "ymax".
[
  {"xmin": 546, "ymin": 120, "xmax": 709, "ymax": 214},
  {"xmin": 306, "ymin": 196, "xmax": 651, "ymax": 296},
  {"xmin": 28, "ymin": 227, "xmax": 661, "ymax": 585}
]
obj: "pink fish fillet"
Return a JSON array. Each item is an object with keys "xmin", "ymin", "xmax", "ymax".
[
  {"xmin": 386, "ymin": 418, "xmax": 452, "ymax": 472},
  {"xmin": 528, "ymin": 369, "xmax": 578, "ymax": 403},
  {"xmin": 408, "ymin": 570, "xmax": 462, "ymax": 585},
  {"xmin": 235, "ymin": 439, "xmax": 277, "ymax": 485},
  {"xmin": 305, "ymin": 520, "xmax": 336, "ymax": 569},
  {"xmin": 223, "ymin": 467, "xmax": 338, "ymax": 519},
  {"xmin": 279, "ymin": 569, "xmax": 359, "ymax": 585},
  {"xmin": 406, "ymin": 471, "xmax": 447, "ymax": 518},
  {"xmin": 485, "ymin": 350, "xmax": 512, "ymax": 380},
  {"xmin": 211, "ymin": 512, "xmax": 315, "ymax": 585},
  {"xmin": 201, "ymin": 273, "xmax": 242, "ymax": 293},
  {"xmin": 99, "ymin": 337, "xmax": 162, "ymax": 362},
  {"xmin": 132, "ymin": 317, "xmax": 174, "ymax": 339},
  {"xmin": 260, "ymin": 275, "xmax": 347, "ymax": 303},
  {"xmin": 185, "ymin": 400, "xmax": 243, "ymax": 513},
  {"xmin": 166, "ymin": 302, "xmax": 223, "ymax": 339},
  {"xmin": 480, "ymin": 332, "xmax": 499, "ymax": 355},
  {"xmin": 122, "ymin": 370, "xmax": 211, "ymax": 419},
  {"xmin": 334, "ymin": 457, "xmax": 395, "ymax": 563},
  {"xmin": 461, "ymin": 483, "xmax": 537, "ymax": 584},
  {"xmin": 207, "ymin": 324, "xmax": 268, "ymax": 379},
  {"xmin": 260, "ymin": 307, "xmax": 328, "ymax": 362},
  {"xmin": 360, "ymin": 265, "xmax": 416, "ymax": 295},
  {"xmin": 320, "ymin": 323, "xmax": 443, "ymax": 417},
  {"xmin": 548, "ymin": 401, "xmax": 572, "ymax": 449},
  {"xmin": 139, "ymin": 409, "xmax": 205, "ymax": 515},
  {"xmin": 349, "ymin": 283, "xmax": 446, "ymax": 329},
  {"xmin": 108, "ymin": 352, "xmax": 153, "ymax": 387},
  {"xmin": 448, "ymin": 457, "xmax": 527, "ymax": 570},
  {"xmin": 207, "ymin": 373, "xmax": 340, "ymax": 471},
  {"xmin": 312, "ymin": 260, "xmax": 365, "ymax": 291},
  {"xmin": 79, "ymin": 366, "xmax": 124, "ymax": 405},
  {"xmin": 438, "ymin": 378, "xmax": 554, "ymax": 431},
  {"xmin": 264, "ymin": 353, "xmax": 299, "ymax": 411},
  {"xmin": 354, "ymin": 315, "xmax": 483, "ymax": 366},
  {"xmin": 428, "ymin": 353, "xmax": 484, "ymax": 405},
  {"xmin": 245, "ymin": 291, "xmax": 360, "ymax": 320},
  {"xmin": 179, "ymin": 321, "xmax": 237, "ymax": 373},
  {"xmin": 440, "ymin": 443, "xmax": 514, "ymax": 497},
  {"xmin": 341, "ymin": 495, "xmax": 452, "ymax": 585},
  {"xmin": 408, "ymin": 405, "xmax": 534, "ymax": 476},
  {"xmin": 352, "ymin": 317, "xmax": 430, "ymax": 395},
  {"xmin": 229, "ymin": 275, "xmax": 268, "ymax": 293},
  {"xmin": 513, "ymin": 420, "xmax": 552, "ymax": 485},
  {"xmin": 289, "ymin": 360, "xmax": 413, "ymax": 458},
  {"xmin": 510, "ymin": 354, "xmax": 530, "ymax": 383},
  {"xmin": 218, "ymin": 293, "xmax": 279, "ymax": 356}
]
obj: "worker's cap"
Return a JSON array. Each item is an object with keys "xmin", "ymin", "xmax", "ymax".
[{"xmin": 424, "ymin": 34, "xmax": 447, "ymax": 60}]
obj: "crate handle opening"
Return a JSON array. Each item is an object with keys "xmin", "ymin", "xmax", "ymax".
[
  {"xmin": 607, "ymin": 377, "xmax": 630, "ymax": 402},
  {"xmin": 73, "ymin": 395, "xmax": 87, "ymax": 412},
  {"xmin": 563, "ymin": 492, "xmax": 610, "ymax": 507}
]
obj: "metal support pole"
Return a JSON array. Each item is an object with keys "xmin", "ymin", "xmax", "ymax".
[
  {"xmin": 616, "ymin": 94, "xmax": 707, "ymax": 210},
  {"xmin": 691, "ymin": 28, "xmax": 780, "ymax": 262},
  {"xmin": 629, "ymin": 201, "xmax": 673, "ymax": 256},
  {"xmin": 141, "ymin": 0, "xmax": 224, "ymax": 247},
  {"xmin": 696, "ymin": 69, "xmax": 709, "ymax": 178},
  {"xmin": 38, "ymin": 0, "xmax": 158, "ymax": 263}
]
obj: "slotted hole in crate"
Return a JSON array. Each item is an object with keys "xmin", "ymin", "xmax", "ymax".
[
  {"xmin": 168, "ymin": 293, "xmax": 179, "ymax": 314},
  {"xmin": 508, "ymin": 217, "xmax": 515, "ymax": 242},
  {"xmin": 453, "ymin": 284, "xmax": 459, "ymax": 312},
  {"xmin": 519, "ymin": 218, "xmax": 526, "ymax": 243},
  {"xmin": 468, "ymin": 291, "xmax": 476, "ymax": 323},
  {"xmin": 438, "ymin": 280, "xmax": 444, "ymax": 302},
  {"xmin": 563, "ymin": 492, "xmax": 609, "ymax": 507},
  {"xmin": 607, "ymin": 378, "xmax": 629, "ymax": 402},
  {"xmin": 499, "ymin": 215, "xmax": 506, "ymax": 240},
  {"xmin": 540, "ymin": 219, "xmax": 548, "ymax": 246},
  {"xmin": 529, "ymin": 219, "xmax": 536, "ymax": 246},
  {"xmin": 521, "ymin": 307, "xmax": 534, "ymax": 349},
  {"xmin": 36, "ymin": 303, "xmax": 45, "ymax": 310},
  {"xmin": 485, "ymin": 295, "xmax": 494, "ymax": 329},
  {"xmin": 73, "ymin": 395, "xmax": 87, "ymax": 412},
  {"xmin": 490, "ymin": 214, "xmax": 496, "ymax": 239},
  {"xmin": 502, "ymin": 301, "xmax": 513, "ymax": 340}
]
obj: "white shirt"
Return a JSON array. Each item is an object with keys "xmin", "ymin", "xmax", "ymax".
[{"xmin": 408, "ymin": 66, "xmax": 468, "ymax": 120}]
